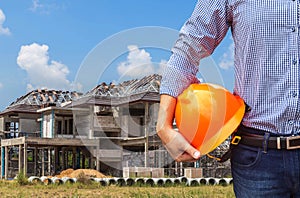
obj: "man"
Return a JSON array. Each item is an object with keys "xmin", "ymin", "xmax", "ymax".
[{"xmin": 156, "ymin": 1, "xmax": 300, "ymax": 197}]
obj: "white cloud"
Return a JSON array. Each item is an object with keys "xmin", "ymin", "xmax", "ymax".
[
  {"xmin": 29, "ymin": 0, "xmax": 63, "ymax": 14},
  {"xmin": 0, "ymin": 9, "xmax": 11, "ymax": 35},
  {"xmin": 0, "ymin": 82, "xmax": 3, "ymax": 89},
  {"xmin": 117, "ymin": 45, "xmax": 166, "ymax": 79},
  {"xmin": 157, "ymin": 60, "xmax": 167, "ymax": 75},
  {"xmin": 219, "ymin": 41, "xmax": 234, "ymax": 70},
  {"xmin": 16, "ymin": 43, "xmax": 77, "ymax": 92},
  {"xmin": 30, "ymin": 0, "xmax": 43, "ymax": 12}
]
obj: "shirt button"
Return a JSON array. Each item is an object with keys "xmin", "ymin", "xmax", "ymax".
[
  {"xmin": 289, "ymin": 120, "xmax": 294, "ymax": 125},
  {"xmin": 291, "ymin": 27, "xmax": 296, "ymax": 32},
  {"xmin": 292, "ymin": 91, "xmax": 298, "ymax": 97},
  {"xmin": 292, "ymin": 60, "xmax": 297, "ymax": 65}
]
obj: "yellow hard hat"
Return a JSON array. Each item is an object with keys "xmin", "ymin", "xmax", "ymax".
[{"xmin": 175, "ymin": 83, "xmax": 245, "ymax": 155}]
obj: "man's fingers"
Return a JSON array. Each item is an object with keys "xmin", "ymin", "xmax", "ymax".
[
  {"xmin": 175, "ymin": 145, "xmax": 201, "ymax": 162},
  {"xmin": 187, "ymin": 146, "xmax": 201, "ymax": 159},
  {"xmin": 164, "ymin": 132, "xmax": 201, "ymax": 161}
]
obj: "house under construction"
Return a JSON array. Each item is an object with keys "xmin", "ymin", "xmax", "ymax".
[{"xmin": 0, "ymin": 74, "xmax": 231, "ymax": 179}]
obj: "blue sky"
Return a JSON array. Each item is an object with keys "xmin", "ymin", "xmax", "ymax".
[{"xmin": 0, "ymin": 0, "xmax": 234, "ymax": 111}]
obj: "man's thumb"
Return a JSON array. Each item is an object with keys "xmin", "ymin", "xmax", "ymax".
[{"xmin": 186, "ymin": 146, "xmax": 201, "ymax": 159}]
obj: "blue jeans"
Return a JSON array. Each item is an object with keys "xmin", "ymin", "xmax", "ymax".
[{"xmin": 231, "ymin": 143, "xmax": 300, "ymax": 197}]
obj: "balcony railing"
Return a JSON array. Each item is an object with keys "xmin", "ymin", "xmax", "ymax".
[{"xmin": 1, "ymin": 131, "xmax": 41, "ymax": 139}]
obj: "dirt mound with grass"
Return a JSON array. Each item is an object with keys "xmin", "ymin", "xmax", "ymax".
[{"xmin": 56, "ymin": 168, "xmax": 109, "ymax": 178}]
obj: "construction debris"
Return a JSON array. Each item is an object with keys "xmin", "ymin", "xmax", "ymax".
[{"xmin": 55, "ymin": 168, "xmax": 109, "ymax": 179}]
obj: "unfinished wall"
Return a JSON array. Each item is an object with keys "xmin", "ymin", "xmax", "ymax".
[
  {"xmin": 122, "ymin": 150, "xmax": 170, "ymax": 168},
  {"xmin": 73, "ymin": 112, "xmax": 90, "ymax": 137},
  {"xmin": 149, "ymin": 103, "xmax": 159, "ymax": 134},
  {"xmin": 120, "ymin": 115, "xmax": 143, "ymax": 137},
  {"xmin": 0, "ymin": 117, "xmax": 4, "ymax": 131},
  {"xmin": 121, "ymin": 103, "xmax": 159, "ymax": 137},
  {"xmin": 42, "ymin": 114, "xmax": 53, "ymax": 138},
  {"xmin": 123, "ymin": 151, "xmax": 145, "ymax": 167},
  {"xmin": 19, "ymin": 118, "xmax": 39, "ymax": 133}
]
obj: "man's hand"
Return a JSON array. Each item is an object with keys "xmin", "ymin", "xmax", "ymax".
[{"xmin": 156, "ymin": 94, "xmax": 200, "ymax": 162}]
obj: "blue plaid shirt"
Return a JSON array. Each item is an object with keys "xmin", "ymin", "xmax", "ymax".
[{"xmin": 160, "ymin": 0, "xmax": 300, "ymax": 135}]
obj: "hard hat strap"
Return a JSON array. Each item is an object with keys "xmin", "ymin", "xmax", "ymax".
[{"xmin": 206, "ymin": 148, "xmax": 233, "ymax": 163}]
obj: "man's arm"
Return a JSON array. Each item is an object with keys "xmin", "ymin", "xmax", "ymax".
[{"xmin": 156, "ymin": 94, "xmax": 200, "ymax": 162}]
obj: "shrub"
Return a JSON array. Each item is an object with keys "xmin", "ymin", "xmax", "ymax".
[
  {"xmin": 16, "ymin": 170, "xmax": 29, "ymax": 185},
  {"xmin": 76, "ymin": 171, "xmax": 92, "ymax": 185}
]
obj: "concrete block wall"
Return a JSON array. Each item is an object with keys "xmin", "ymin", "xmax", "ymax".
[
  {"xmin": 123, "ymin": 167, "xmax": 164, "ymax": 178},
  {"xmin": 184, "ymin": 168, "xmax": 203, "ymax": 178}
]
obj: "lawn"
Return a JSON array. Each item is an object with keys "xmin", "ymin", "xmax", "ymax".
[{"xmin": 0, "ymin": 180, "xmax": 235, "ymax": 198}]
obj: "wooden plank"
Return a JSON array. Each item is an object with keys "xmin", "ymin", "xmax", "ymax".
[
  {"xmin": 1, "ymin": 137, "xmax": 25, "ymax": 147},
  {"xmin": 25, "ymin": 137, "xmax": 98, "ymax": 147},
  {"xmin": 119, "ymin": 137, "xmax": 146, "ymax": 146},
  {"xmin": 40, "ymin": 94, "xmax": 46, "ymax": 102},
  {"xmin": 49, "ymin": 95, "xmax": 54, "ymax": 103}
]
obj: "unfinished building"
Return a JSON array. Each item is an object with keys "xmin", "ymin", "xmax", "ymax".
[{"xmin": 0, "ymin": 74, "xmax": 231, "ymax": 179}]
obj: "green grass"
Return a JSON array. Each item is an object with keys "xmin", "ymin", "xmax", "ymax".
[{"xmin": 0, "ymin": 180, "xmax": 235, "ymax": 198}]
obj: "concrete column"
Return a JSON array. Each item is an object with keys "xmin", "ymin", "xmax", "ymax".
[
  {"xmin": 72, "ymin": 118, "xmax": 76, "ymax": 138},
  {"xmin": 72, "ymin": 148, "xmax": 76, "ymax": 169},
  {"xmin": 18, "ymin": 145, "xmax": 23, "ymax": 173},
  {"xmin": 61, "ymin": 147, "xmax": 65, "ymax": 170},
  {"xmin": 0, "ymin": 146, "xmax": 4, "ymax": 179},
  {"xmin": 144, "ymin": 102, "xmax": 149, "ymax": 167},
  {"xmin": 5, "ymin": 146, "xmax": 8, "ymax": 179},
  {"xmin": 89, "ymin": 106, "xmax": 94, "ymax": 139},
  {"xmin": 23, "ymin": 143, "xmax": 27, "ymax": 176},
  {"xmin": 48, "ymin": 148, "xmax": 51, "ymax": 175},
  {"xmin": 96, "ymin": 146, "xmax": 100, "ymax": 171},
  {"xmin": 82, "ymin": 152, "xmax": 85, "ymax": 169},
  {"xmin": 41, "ymin": 149, "xmax": 45, "ymax": 176},
  {"xmin": 76, "ymin": 148, "xmax": 80, "ymax": 169},
  {"xmin": 180, "ymin": 162, "xmax": 183, "ymax": 177},
  {"xmin": 62, "ymin": 117, "xmax": 65, "ymax": 135},
  {"xmin": 34, "ymin": 147, "xmax": 37, "ymax": 176},
  {"xmin": 89, "ymin": 156, "xmax": 92, "ymax": 169},
  {"xmin": 0, "ymin": 146, "xmax": 2, "ymax": 179},
  {"xmin": 54, "ymin": 147, "xmax": 59, "ymax": 175}
]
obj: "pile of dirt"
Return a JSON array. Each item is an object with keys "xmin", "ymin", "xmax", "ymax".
[
  {"xmin": 55, "ymin": 168, "xmax": 109, "ymax": 179},
  {"xmin": 57, "ymin": 169, "xmax": 74, "ymax": 177}
]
